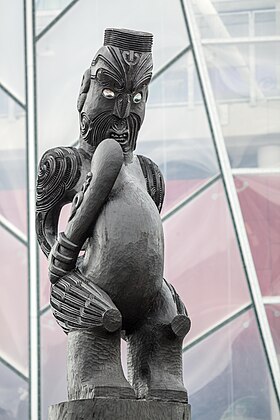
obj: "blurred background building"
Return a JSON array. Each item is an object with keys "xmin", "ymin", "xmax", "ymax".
[{"xmin": 0, "ymin": 0, "xmax": 280, "ymax": 419}]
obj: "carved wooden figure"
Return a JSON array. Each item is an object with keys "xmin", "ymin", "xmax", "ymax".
[{"xmin": 36, "ymin": 28, "xmax": 191, "ymax": 418}]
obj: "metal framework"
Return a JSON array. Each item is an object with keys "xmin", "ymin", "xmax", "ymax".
[
  {"xmin": 202, "ymin": 35, "xmax": 280, "ymax": 45},
  {"xmin": 0, "ymin": 0, "xmax": 279, "ymax": 418},
  {"xmin": 183, "ymin": 303, "xmax": 253, "ymax": 352},
  {"xmin": 0, "ymin": 214, "xmax": 28, "ymax": 245},
  {"xmin": 24, "ymin": 0, "xmax": 40, "ymax": 419},
  {"xmin": 0, "ymin": 82, "xmax": 26, "ymax": 109}
]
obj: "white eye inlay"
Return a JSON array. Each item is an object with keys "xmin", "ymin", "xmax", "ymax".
[
  {"xmin": 102, "ymin": 88, "xmax": 115, "ymax": 99},
  {"xmin": 133, "ymin": 92, "xmax": 142, "ymax": 103}
]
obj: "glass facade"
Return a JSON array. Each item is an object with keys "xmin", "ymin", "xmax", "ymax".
[{"xmin": 0, "ymin": 0, "xmax": 279, "ymax": 419}]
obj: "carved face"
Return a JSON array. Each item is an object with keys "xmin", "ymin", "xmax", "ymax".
[{"xmin": 79, "ymin": 46, "xmax": 153, "ymax": 154}]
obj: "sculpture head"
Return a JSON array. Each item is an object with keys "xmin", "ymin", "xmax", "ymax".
[{"xmin": 77, "ymin": 28, "xmax": 153, "ymax": 155}]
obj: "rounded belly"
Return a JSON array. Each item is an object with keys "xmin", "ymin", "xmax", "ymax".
[{"xmin": 81, "ymin": 180, "xmax": 164, "ymax": 323}]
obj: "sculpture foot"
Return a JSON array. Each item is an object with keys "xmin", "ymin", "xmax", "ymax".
[
  {"xmin": 147, "ymin": 385, "xmax": 188, "ymax": 403},
  {"xmin": 67, "ymin": 329, "xmax": 134, "ymax": 401},
  {"xmin": 80, "ymin": 384, "xmax": 135, "ymax": 399}
]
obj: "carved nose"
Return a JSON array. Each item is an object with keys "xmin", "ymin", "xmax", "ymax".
[{"xmin": 113, "ymin": 95, "xmax": 131, "ymax": 119}]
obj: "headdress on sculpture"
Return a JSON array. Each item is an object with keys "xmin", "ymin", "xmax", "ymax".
[{"xmin": 103, "ymin": 28, "xmax": 153, "ymax": 52}]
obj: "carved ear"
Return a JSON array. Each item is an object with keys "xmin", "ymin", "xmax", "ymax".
[{"xmin": 77, "ymin": 68, "xmax": 91, "ymax": 112}]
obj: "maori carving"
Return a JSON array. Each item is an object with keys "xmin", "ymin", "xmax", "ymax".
[
  {"xmin": 36, "ymin": 28, "xmax": 191, "ymax": 408},
  {"xmin": 36, "ymin": 147, "xmax": 82, "ymax": 256},
  {"xmin": 69, "ymin": 172, "xmax": 93, "ymax": 221}
]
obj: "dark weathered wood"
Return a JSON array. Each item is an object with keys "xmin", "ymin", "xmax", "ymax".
[
  {"xmin": 36, "ymin": 28, "xmax": 192, "ymax": 410},
  {"xmin": 49, "ymin": 398, "xmax": 191, "ymax": 420}
]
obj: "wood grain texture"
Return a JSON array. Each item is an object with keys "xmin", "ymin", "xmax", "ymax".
[{"xmin": 48, "ymin": 398, "xmax": 191, "ymax": 420}]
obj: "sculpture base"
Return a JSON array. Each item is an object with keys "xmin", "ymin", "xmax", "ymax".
[{"xmin": 48, "ymin": 398, "xmax": 191, "ymax": 420}]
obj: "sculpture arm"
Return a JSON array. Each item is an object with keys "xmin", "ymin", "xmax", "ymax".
[
  {"xmin": 36, "ymin": 147, "xmax": 82, "ymax": 257},
  {"xmin": 48, "ymin": 139, "xmax": 124, "ymax": 283},
  {"xmin": 137, "ymin": 155, "xmax": 165, "ymax": 213}
]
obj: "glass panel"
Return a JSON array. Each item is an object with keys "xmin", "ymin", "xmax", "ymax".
[
  {"xmin": 183, "ymin": 310, "xmax": 279, "ymax": 420},
  {"xmin": 193, "ymin": 5, "xmax": 278, "ymax": 39},
  {"xmin": 265, "ymin": 304, "xmax": 280, "ymax": 365},
  {"xmin": 195, "ymin": 10, "xmax": 249, "ymax": 39},
  {"xmin": 0, "ymin": 90, "xmax": 27, "ymax": 234},
  {"xmin": 235, "ymin": 174, "xmax": 280, "ymax": 296},
  {"xmin": 0, "ymin": 0, "xmax": 25, "ymax": 101},
  {"xmin": 205, "ymin": 43, "xmax": 251, "ymax": 101},
  {"xmin": 137, "ymin": 51, "xmax": 219, "ymax": 214},
  {"xmin": 164, "ymin": 180, "xmax": 251, "ymax": 344},
  {"xmin": 0, "ymin": 227, "xmax": 28, "ymax": 371},
  {"xmin": 204, "ymin": 41, "xmax": 280, "ymax": 169},
  {"xmin": 37, "ymin": 0, "xmax": 190, "ymax": 154},
  {"xmin": 255, "ymin": 42, "xmax": 280, "ymax": 99},
  {"xmin": 41, "ymin": 310, "xmax": 67, "ymax": 420},
  {"xmin": 254, "ymin": 10, "xmax": 278, "ymax": 37},
  {"xmin": 0, "ymin": 362, "xmax": 28, "ymax": 420},
  {"xmin": 36, "ymin": 0, "xmax": 74, "ymax": 35}
]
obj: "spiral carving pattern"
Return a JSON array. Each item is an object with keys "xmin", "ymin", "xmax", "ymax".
[
  {"xmin": 36, "ymin": 147, "xmax": 81, "ymax": 256},
  {"xmin": 80, "ymin": 112, "xmax": 91, "ymax": 141},
  {"xmin": 36, "ymin": 147, "xmax": 81, "ymax": 212}
]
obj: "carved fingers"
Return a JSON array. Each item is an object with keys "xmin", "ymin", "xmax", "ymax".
[{"xmin": 48, "ymin": 233, "xmax": 79, "ymax": 284}]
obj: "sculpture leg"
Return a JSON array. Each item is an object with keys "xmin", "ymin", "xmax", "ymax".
[
  {"xmin": 67, "ymin": 328, "xmax": 135, "ymax": 400},
  {"xmin": 126, "ymin": 280, "xmax": 191, "ymax": 402},
  {"xmin": 50, "ymin": 270, "xmax": 135, "ymax": 400}
]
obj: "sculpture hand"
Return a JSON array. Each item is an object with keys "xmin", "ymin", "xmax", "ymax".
[{"xmin": 48, "ymin": 232, "xmax": 79, "ymax": 284}]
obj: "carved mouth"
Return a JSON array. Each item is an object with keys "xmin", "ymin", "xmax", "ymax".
[{"xmin": 108, "ymin": 130, "xmax": 129, "ymax": 144}]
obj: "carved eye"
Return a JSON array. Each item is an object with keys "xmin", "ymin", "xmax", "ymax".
[
  {"xmin": 133, "ymin": 92, "xmax": 142, "ymax": 103},
  {"xmin": 102, "ymin": 88, "xmax": 115, "ymax": 99}
]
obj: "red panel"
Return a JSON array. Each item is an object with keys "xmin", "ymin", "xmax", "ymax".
[
  {"xmin": 164, "ymin": 180, "xmax": 250, "ymax": 344},
  {"xmin": 0, "ymin": 227, "xmax": 28, "ymax": 370},
  {"xmin": 41, "ymin": 310, "xmax": 67, "ymax": 419},
  {"xmin": 235, "ymin": 175, "xmax": 280, "ymax": 296},
  {"xmin": 162, "ymin": 179, "xmax": 212, "ymax": 215},
  {"xmin": 0, "ymin": 189, "xmax": 27, "ymax": 234}
]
